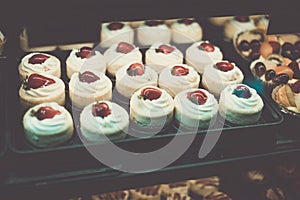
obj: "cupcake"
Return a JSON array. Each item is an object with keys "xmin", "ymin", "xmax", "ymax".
[
  {"xmin": 23, "ymin": 102, "xmax": 74, "ymax": 148},
  {"xmin": 19, "ymin": 73, "xmax": 65, "ymax": 111},
  {"xmin": 158, "ymin": 64, "xmax": 200, "ymax": 97},
  {"xmin": 69, "ymin": 70, "xmax": 112, "ymax": 109},
  {"xmin": 202, "ymin": 61, "xmax": 244, "ymax": 97},
  {"xmin": 174, "ymin": 89, "xmax": 218, "ymax": 128},
  {"xmin": 188, "ymin": 176, "xmax": 220, "ymax": 198},
  {"xmin": 170, "ymin": 18, "xmax": 203, "ymax": 44},
  {"xmin": 224, "ymin": 16, "xmax": 256, "ymax": 40},
  {"xmin": 145, "ymin": 43, "xmax": 183, "ymax": 73},
  {"xmin": 185, "ymin": 41, "xmax": 223, "ymax": 74},
  {"xmin": 115, "ymin": 62, "xmax": 158, "ymax": 99},
  {"xmin": 79, "ymin": 101, "xmax": 129, "ymax": 142},
  {"xmin": 137, "ymin": 20, "xmax": 171, "ymax": 46},
  {"xmin": 18, "ymin": 52, "xmax": 61, "ymax": 80},
  {"xmin": 130, "ymin": 86, "xmax": 174, "ymax": 127},
  {"xmin": 104, "ymin": 42, "xmax": 142, "ymax": 77},
  {"xmin": 219, "ymin": 84, "xmax": 264, "ymax": 125},
  {"xmin": 129, "ymin": 185, "xmax": 161, "ymax": 200},
  {"xmin": 100, "ymin": 21, "xmax": 134, "ymax": 48},
  {"xmin": 65, "ymin": 47, "xmax": 106, "ymax": 79}
]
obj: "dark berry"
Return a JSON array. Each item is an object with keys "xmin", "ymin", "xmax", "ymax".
[
  {"xmin": 139, "ymin": 87, "xmax": 162, "ymax": 101},
  {"xmin": 187, "ymin": 90, "xmax": 208, "ymax": 105},
  {"xmin": 294, "ymin": 41, "xmax": 300, "ymax": 51},
  {"xmin": 291, "ymin": 80, "xmax": 300, "ymax": 93},
  {"xmin": 215, "ymin": 61, "xmax": 234, "ymax": 72},
  {"xmin": 35, "ymin": 106, "xmax": 61, "ymax": 120},
  {"xmin": 76, "ymin": 47, "xmax": 95, "ymax": 59},
  {"xmin": 28, "ymin": 54, "xmax": 50, "ymax": 64},
  {"xmin": 177, "ymin": 18, "xmax": 195, "ymax": 25},
  {"xmin": 145, "ymin": 20, "xmax": 164, "ymax": 27},
  {"xmin": 234, "ymin": 16, "xmax": 250, "ymax": 22},
  {"xmin": 249, "ymin": 51, "xmax": 261, "ymax": 60},
  {"xmin": 288, "ymin": 61, "xmax": 300, "ymax": 79},
  {"xmin": 282, "ymin": 42, "xmax": 294, "ymax": 52},
  {"xmin": 273, "ymin": 74, "xmax": 289, "ymax": 84},
  {"xmin": 24, "ymin": 73, "xmax": 56, "ymax": 90},
  {"xmin": 107, "ymin": 22, "xmax": 124, "ymax": 31},
  {"xmin": 92, "ymin": 102, "xmax": 111, "ymax": 118},
  {"xmin": 198, "ymin": 42, "xmax": 215, "ymax": 52},
  {"xmin": 250, "ymin": 40, "xmax": 261, "ymax": 52},
  {"xmin": 116, "ymin": 42, "xmax": 134, "ymax": 54},
  {"xmin": 78, "ymin": 71, "xmax": 100, "ymax": 83},
  {"xmin": 269, "ymin": 41, "xmax": 281, "ymax": 54},
  {"xmin": 265, "ymin": 70, "xmax": 276, "ymax": 81},
  {"xmin": 291, "ymin": 48, "xmax": 300, "ymax": 59},
  {"xmin": 155, "ymin": 44, "xmax": 175, "ymax": 54},
  {"xmin": 254, "ymin": 62, "xmax": 266, "ymax": 77},
  {"xmin": 233, "ymin": 85, "xmax": 252, "ymax": 98},
  {"xmin": 127, "ymin": 63, "xmax": 145, "ymax": 76},
  {"xmin": 237, "ymin": 40, "xmax": 250, "ymax": 51}
]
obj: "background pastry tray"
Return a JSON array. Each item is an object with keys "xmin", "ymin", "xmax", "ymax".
[{"xmin": 5, "ymin": 18, "xmax": 284, "ymax": 169}]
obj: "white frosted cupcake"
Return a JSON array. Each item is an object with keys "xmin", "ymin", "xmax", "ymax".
[
  {"xmin": 137, "ymin": 20, "xmax": 171, "ymax": 46},
  {"xmin": 174, "ymin": 89, "xmax": 218, "ymax": 128},
  {"xmin": 202, "ymin": 60, "xmax": 244, "ymax": 97},
  {"xmin": 66, "ymin": 47, "xmax": 106, "ymax": 79},
  {"xmin": 23, "ymin": 102, "xmax": 74, "ymax": 148},
  {"xmin": 104, "ymin": 42, "xmax": 142, "ymax": 77},
  {"xmin": 219, "ymin": 84, "xmax": 264, "ymax": 125},
  {"xmin": 80, "ymin": 101, "xmax": 129, "ymax": 142},
  {"xmin": 115, "ymin": 63, "xmax": 158, "ymax": 98},
  {"xmin": 18, "ymin": 52, "xmax": 61, "ymax": 80},
  {"xmin": 19, "ymin": 73, "xmax": 65, "ymax": 111},
  {"xmin": 224, "ymin": 16, "xmax": 256, "ymax": 40},
  {"xmin": 100, "ymin": 22, "xmax": 134, "ymax": 48},
  {"xmin": 145, "ymin": 42, "xmax": 183, "ymax": 73},
  {"xmin": 185, "ymin": 41, "xmax": 223, "ymax": 74},
  {"xmin": 170, "ymin": 18, "xmax": 203, "ymax": 44},
  {"xmin": 69, "ymin": 70, "xmax": 112, "ymax": 109},
  {"xmin": 158, "ymin": 64, "xmax": 200, "ymax": 97},
  {"xmin": 130, "ymin": 86, "xmax": 174, "ymax": 127}
]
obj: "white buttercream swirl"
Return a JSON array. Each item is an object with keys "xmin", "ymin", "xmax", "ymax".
[
  {"xmin": 104, "ymin": 43, "xmax": 142, "ymax": 76},
  {"xmin": 145, "ymin": 42, "xmax": 183, "ymax": 73},
  {"xmin": 80, "ymin": 101, "xmax": 129, "ymax": 141},
  {"xmin": 116, "ymin": 63, "xmax": 158, "ymax": 98},
  {"xmin": 137, "ymin": 22, "xmax": 171, "ymax": 46},
  {"xmin": 171, "ymin": 21, "xmax": 203, "ymax": 43},
  {"xmin": 158, "ymin": 64, "xmax": 200, "ymax": 97},
  {"xmin": 185, "ymin": 41, "xmax": 223, "ymax": 74}
]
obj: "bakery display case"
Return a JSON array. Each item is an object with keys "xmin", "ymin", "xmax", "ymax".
[{"xmin": 1, "ymin": 0, "xmax": 300, "ymax": 199}]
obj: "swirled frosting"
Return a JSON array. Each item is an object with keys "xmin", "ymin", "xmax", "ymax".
[
  {"xmin": 80, "ymin": 101, "xmax": 129, "ymax": 142},
  {"xmin": 130, "ymin": 86, "xmax": 174, "ymax": 126},
  {"xmin": 145, "ymin": 42, "xmax": 183, "ymax": 73},
  {"xmin": 69, "ymin": 70, "xmax": 112, "ymax": 98},
  {"xmin": 104, "ymin": 43, "xmax": 142, "ymax": 76},
  {"xmin": 137, "ymin": 22, "xmax": 171, "ymax": 46},
  {"xmin": 171, "ymin": 20, "xmax": 203, "ymax": 43},
  {"xmin": 19, "ymin": 52, "xmax": 61, "ymax": 77},
  {"xmin": 174, "ymin": 89, "xmax": 218, "ymax": 127},
  {"xmin": 66, "ymin": 49, "xmax": 106, "ymax": 76},
  {"xmin": 224, "ymin": 18, "xmax": 256, "ymax": 39},
  {"xmin": 158, "ymin": 64, "xmax": 200, "ymax": 97},
  {"xmin": 116, "ymin": 63, "xmax": 158, "ymax": 98},
  {"xmin": 23, "ymin": 102, "xmax": 74, "ymax": 147},
  {"xmin": 186, "ymin": 41, "xmax": 223, "ymax": 74}
]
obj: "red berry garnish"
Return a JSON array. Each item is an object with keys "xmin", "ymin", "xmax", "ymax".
[
  {"xmin": 107, "ymin": 22, "xmax": 124, "ymax": 31},
  {"xmin": 139, "ymin": 87, "xmax": 162, "ymax": 101},
  {"xmin": 269, "ymin": 41, "xmax": 281, "ymax": 54},
  {"xmin": 34, "ymin": 106, "xmax": 61, "ymax": 120},
  {"xmin": 234, "ymin": 16, "xmax": 250, "ymax": 22},
  {"xmin": 78, "ymin": 71, "xmax": 100, "ymax": 83},
  {"xmin": 116, "ymin": 42, "xmax": 135, "ymax": 54},
  {"xmin": 155, "ymin": 44, "xmax": 175, "ymax": 54},
  {"xmin": 171, "ymin": 65, "xmax": 189, "ymax": 76},
  {"xmin": 28, "ymin": 54, "xmax": 50, "ymax": 64},
  {"xmin": 92, "ymin": 102, "xmax": 111, "ymax": 118},
  {"xmin": 291, "ymin": 80, "xmax": 300, "ymax": 93},
  {"xmin": 75, "ymin": 47, "xmax": 95, "ymax": 59},
  {"xmin": 198, "ymin": 42, "xmax": 215, "ymax": 52},
  {"xmin": 24, "ymin": 73, "xmax": 56, "ymax": 90},
  {"xmin": 127, "ymin": 63, "xmax": 145, "ymax": 76},
  {"xmin": 177, "ymin": 18, "xmax": 195, "ymax": 25},
  {"xmin": 233, "ymin": 85, "xmax": 252, "ymax": 99},
  {"xmin": 187, "ymin": 90, "xmax": 208, "ymax": 105},
  {"xmin": 145, "ymin": 20, "xmax": 164, "ymax": 27},
  {"xmin": 215, "ymin": 61, "xmax": 234, "ymax": 72}
]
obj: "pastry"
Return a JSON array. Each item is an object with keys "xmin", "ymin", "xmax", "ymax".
[
  {"xmin": 202, "ymin": 61, "xmax": 244, "ymax": 97},
  {"xmin": 100, "ymin": 21, "xmax": 134, "ymax": 48},
  {"xmin": 185, "ymin": 41, "xmax": 223, "ymax": 74},
  {"xmin": 233, "ymin": 29, "xmax": 266, "ymax": 61},
  {"xmin": 23, "ymin": 102, "xmax": 74, "ymax": 148},
  {"xmin": 219, "ymin": 84, "xmax": 264, "ymax": 125},
  {"xmin": 204, "ymin": 191, "xmax": 232, "ymax": 200},
  {"xmin": 208, "ymin": 16, "xmax": 233, "ymax": 27},
  {"xmin": 91, "ymin": 191, "xmax": 129, "ymax": 200},
  {"xmin": 69, "ymin": 70, "xmax": 112, "ymax": 109},
  {"xmin": 115, "ymin": 62, "xmax": 158, "ymax": 98},
  {"xmin": 66, "ymin": 47, "xmax": 106, "ymax": 79},
  {"xmin": 130, "ymin": 86, "xmax": 174, "ymax": 127},
  {"xmin": 137, "ymin": 20, "xmax": 171, "ymax": 46},
  {"xmin": 272, "ymin": 79, "xmax": 300, "ymax": 114},
  {"xmin": 278, "ymin": 33, "xmax": 300, "ymax": 60},
  {"xmin": 18, "ymin": 52, "xmax": 61, "ymax": 80},
  {"xmin": 129, "ymin": 185, "xmax": 161, "ymax": 200},
  {"xmin": 104, "ymin": 42, "xmax": 142, "ymax": 77},
  {"xmin": 159, "ymin": 64, "xmax": 200, "ymax": 97},
  {"xmin": 19, "ymin": 73, "xmax": 65, "ymax": 111},
  {"xmin": 224, "ymin": 16, "xmax": 256, "ymax": 40},
  {"xmin": 145, "ymin": 42, "xmax": 183, "ymax": 73},
  {"xmin": 170, "ymin": 18, "xmax": 203, "ymax": 44},
  {"xmin": 256, "ymin": 15, "xmax": 270, "ymax": 32},
  {"xmin": 79, "ymin": 101, "xmax": 129, "ymax": 142},
  {"xmin": 159, "ymin": 181, "xmax": 190, "ymax": 198},
  {"xmin": 250, "ymin": 55, "xmax": 296, "ymax": 86},
  {"xmin": 188, "ymin": 176, "xmax": 220, "ymax": 198}
]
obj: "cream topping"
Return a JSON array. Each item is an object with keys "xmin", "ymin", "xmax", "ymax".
[
  {"xmin": 102, "ymin": 22, "xmax": 133, "ymax": 38},
  {"xmin": 229, "ymin": 18, "xmax": 256, "ymax": 31},
  {"xmin": 171, "ymin": 21, "xmax": 202, "ymax": 40}
]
